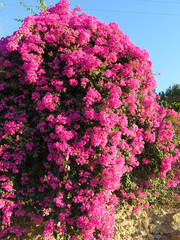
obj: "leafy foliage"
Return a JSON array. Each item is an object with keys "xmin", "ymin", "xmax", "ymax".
[{"xmin": 158, "ymin": 84, "xmax": 180, "ymax": 112}]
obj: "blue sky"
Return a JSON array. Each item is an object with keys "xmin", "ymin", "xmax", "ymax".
[{"xmin": 0, "ymin": 0, "xmax": 180, "ymax": 93}]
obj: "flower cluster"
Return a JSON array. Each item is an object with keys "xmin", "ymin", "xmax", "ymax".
[{"xmin": 0, "ymin": 0, "xmax": 180, "ymax": 239}]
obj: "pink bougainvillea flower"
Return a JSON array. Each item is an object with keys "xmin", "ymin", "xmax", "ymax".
[{"xmin": 0, "ymin": 0, "xmax": 180, "ymax": 239}]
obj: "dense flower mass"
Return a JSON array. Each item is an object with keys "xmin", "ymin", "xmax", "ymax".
[{"xmin": 0, "ymin": 0, "xmax": 180, "ymax": 239}]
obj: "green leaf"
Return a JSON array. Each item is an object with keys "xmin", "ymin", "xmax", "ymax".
[{"xmin": 13, "ymin": 18, "xmax": 25, "ymax": 23}]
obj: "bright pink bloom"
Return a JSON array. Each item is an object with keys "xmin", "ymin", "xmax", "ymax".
[
  {"xmin": 134, "ymin": 206, "xmax": 141, "ymax": 214},
  {"xmin": 143, "ymin": 203, "xmax": 149, "ymax": 209}
]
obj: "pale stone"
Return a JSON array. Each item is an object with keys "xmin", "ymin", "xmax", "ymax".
[{"xmin": 171, "ymin": 213, "xmax": 180, "ymax": 231}]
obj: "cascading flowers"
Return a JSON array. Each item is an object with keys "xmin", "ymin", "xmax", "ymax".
[{"xmin": 0, "ymin": 0, "xmax": 180, "ymax": 239}]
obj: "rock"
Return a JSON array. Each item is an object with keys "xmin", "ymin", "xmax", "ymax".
[
  {"xmin": 158, "ymin": 212, "xmax": 180, "ymax": 235},
  {"xmin": 170, "ymin": 231, "xmax": 180, "ymax": 240},
  {"xmin": 147, "ymin": 234, "xmax": 155, "ymax": 240},
  {"xmin": 171, "ymin": 213, "xmax": 180, "ymax": 231},
  {"xmin": 159, "ymin": 223, "xmax": 174, "ymax": 234},
  {"xmin": 161, "ymin": 236, "xmax": 170, "ymax": 240},
  {"xmin": 154, "ymin": 234, "xmax": 163, "ymax": 239},
  {"xmin": 132, "ymin": 213, "xmax": 140, "ymax": 220},
  {"xmin": 170, "ymin": 236, "xmax": 180, "ymax": 240},
  {"xmin": 142, "ymin": 219, "xmax": 149, "ymax": 231},
  {"xmin": 112, "ymin": 201, "xmax": 180, "ymax": 240}
]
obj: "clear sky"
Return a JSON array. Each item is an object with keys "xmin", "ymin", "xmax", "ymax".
[{"xmin": 0, "ymin": 0, "xmax": 180, "ymax": 94}]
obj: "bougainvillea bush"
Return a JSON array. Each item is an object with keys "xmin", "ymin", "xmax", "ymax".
[{"xmin": 0, "ymin": 0, "xmax": 180, "ymax": 239}]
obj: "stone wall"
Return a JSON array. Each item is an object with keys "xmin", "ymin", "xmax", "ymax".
[
  {"xmin": 113, "ymin": 200, "xmax": 180, "ymax": 240},
  {"xmin": 7, "ymin": 199, "xmax": 180, "ymax": 240}
]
